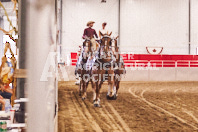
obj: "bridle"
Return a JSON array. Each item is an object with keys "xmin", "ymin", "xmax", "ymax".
[
  {"xmin": 96, "ymin": 36, "xmax": 114, "ymax": 64},
  {"xmin": 81, "ymin": 39, "xmax": 92, "ymax": 63}
]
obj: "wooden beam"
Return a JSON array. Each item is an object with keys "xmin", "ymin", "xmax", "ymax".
[{"xmin": 14, "ymin": 69, "xmax": 27, "ymax": 78}]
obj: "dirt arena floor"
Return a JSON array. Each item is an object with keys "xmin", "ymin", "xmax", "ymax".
[{"xmin": 58, "ymin": 81, "xmax": 198, "ymax": 132}]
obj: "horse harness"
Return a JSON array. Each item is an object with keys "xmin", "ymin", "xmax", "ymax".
[{"xmin": 95, "ymin": 37, "xmax": 116, "ymax": 74}]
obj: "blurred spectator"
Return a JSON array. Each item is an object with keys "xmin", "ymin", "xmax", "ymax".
[
  {"xmin": 0, "ymin": 95, "xmax": 5, "ymax": 110},
  {"xmin": 0, "ymin": 80, "xmax": 12, "ymax": 99}
]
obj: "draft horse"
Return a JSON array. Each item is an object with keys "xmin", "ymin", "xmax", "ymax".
[
  {"xmin": 77, "ymin": 38, "xmax": 94, "ymax": 100},
  {"xmin": 92, "ymin": 34, "xmax": 115, "ymax": 107},
  {"xmin": 111, "ymin": 37, "xmax": 126, "ymax": 97}
]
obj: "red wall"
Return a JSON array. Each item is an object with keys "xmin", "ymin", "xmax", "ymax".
[{"xmin": 71, "ymin": 53, "xmax": 198, "ymax": 67}]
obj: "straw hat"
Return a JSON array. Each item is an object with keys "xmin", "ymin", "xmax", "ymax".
[{"xmin": 87, "ymin": 21, "xmax": 95, "ymax": 26}]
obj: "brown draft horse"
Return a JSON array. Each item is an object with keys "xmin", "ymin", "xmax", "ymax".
[
  {"xmin": 92, "ymin": 34, "xmax": 115, "ymax": 107},
  {"xmin": 111, "ymin": 37, "xmax": 126, "ymax": 97},
  {"xmin": 77, "ymin": 38, "xmax": 94, "ymax": 100}
]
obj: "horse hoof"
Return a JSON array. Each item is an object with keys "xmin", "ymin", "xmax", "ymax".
[
  {"xmin": 93, "ymin": 100, "xmax": 100, "ymax": 107},
  {"xmin": 106, "ymin": 94, "xmax": 117, "ymax": 100},
  {"xmin": 113, "ymin": 94, "xmax": 117, "ymax": 100},
  {"xmin": 82, "ymin": 97, "xmax": 86, "ymax": 100},
  {"xmin": 106, "ymin": 94, "xmax": 110, "ymax": 100},
  {"xmin": 106, "ymin": 94, "xmax": 113, "ymax": 100},
  {"xmin": 94, "ymin": 103, "xmax": 100, "ymax": 107},
  {"xmin": 75, "ymin": 82, "xmax": 80, "ymax": 85}
]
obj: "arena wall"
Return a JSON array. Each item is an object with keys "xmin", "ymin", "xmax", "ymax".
[
  {"xmin": 61, "ymin": 0, "xmax": 119, "ymax": 61},
  {"xmin": 120, "ymin": 0, "xmax": 189, "ymax": 54},
  {"xmin": 191, "ymin": 0, "xmax": 198, "ymax": 54},
  {"xmin": 62, "ymin": 0, "xmax": 198, "ymax": 56},
  {"xmin": 60, "ymin": 0, "xmax": 198, "ymax": 82}
]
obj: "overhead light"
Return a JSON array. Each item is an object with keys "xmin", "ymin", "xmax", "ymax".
[{"xmin": 101, "ymin": 0, "xmax": 106, "ymax": 3}]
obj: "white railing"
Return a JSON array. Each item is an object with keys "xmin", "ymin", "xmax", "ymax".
[{"xmin": 123, "ymin": 60, "xmax": 198, "ymax": 67}]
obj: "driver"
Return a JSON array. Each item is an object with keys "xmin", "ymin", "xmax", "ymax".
[
  {"xmin": 83, "ymin": 21, "xmax": 99, "ymax": 53},
  {"xmin": 75, "ymin": 21, "xmax": 99, "ymax": 85}
]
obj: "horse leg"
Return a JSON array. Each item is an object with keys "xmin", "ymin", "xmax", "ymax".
[
  {"xmin": 79, "ymin": 77, "xmax": 82, "ymax": 96},
  {"xmin": 93, "ymin": 72, "xmax": 103, "ymax": 107},
  {"xmin": 116, "ymin": 72, "xmax": 122, "ymax": 97},
  {"xmin": 116, "ymin": 80, "xmax": 120, "ymax": 97},
  {"xmin": 94, "ymin": 81, "xmax": 100, "ymax": 107},
  {"xmin": 82, "ymin": 71, "xmax": 89, "ymax": 100},
  {"xmin": 98, "ymin": 80, "xmax": 103, "ymax": 98},
  {"xmin": 107, "ymin": 70, "xmax": 116, "ymax": 100},
  {"xmin": 81, "ymin": 78, "xmax": 87, "ymax": 100},
  {"xmin": 114, "ymin": 78, "xmax": 117, "ymax": 95},
  {"xmin": 90, "ymin": 79, "xmax": 96, "ymax": 102},
  {"xmin": 107, "ymin": 81, "xmax": 114, "ymax": 97},
  {"xmin": 94, "ymin": 80, "xmax": 103, "ymax": 106},
  {"xmin": 85, "ymin": 70, "xmax": 91, "ymax": 91},
  {"xmin": 85, "ymin": 79, "xmax": 89, "ymax": 98},
  {"xmin": 91, "ymin": 70, "xmax": 99, "ymax": 107}
]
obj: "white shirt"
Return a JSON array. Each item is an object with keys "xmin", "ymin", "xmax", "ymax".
[{"xmin": 99, "ymin": 29, "xmax": 108, "ymax": 35}]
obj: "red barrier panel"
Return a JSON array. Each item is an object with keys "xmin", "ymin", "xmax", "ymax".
[
  {"xmin": 71, "ymin": 52, "xmax": 78, "ymax": 59},
  {"xmin": 70, "ymin": 52, "xmax": 198, "ymax": 67}
]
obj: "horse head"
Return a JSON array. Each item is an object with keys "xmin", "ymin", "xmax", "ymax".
[
  {"xmin": 100, "ymin": 32, "xmax": 112, "ymax": 51},
  {"xmin": 98, "ymin": 33, "xmax": 113, "ymax": 63},
  {"xmin": 82, "ymin": 39, "xmax": 92, "ymax": 63}
]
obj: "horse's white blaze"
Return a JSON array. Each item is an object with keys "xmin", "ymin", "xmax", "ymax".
[
  {"xmin": 112, "ymin": 40, "xmax": 115, "ymax": 47},
  {"xmin": 85, "ymin": 42, "xmax": 88, "ymax": 52},
  {"xmin": 105, "ymin": 40, "xmax": 107, "ymax": 49},
  {"xmin": 101, "ymin": 48, "xmax": 104, "ymax": 56}
]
